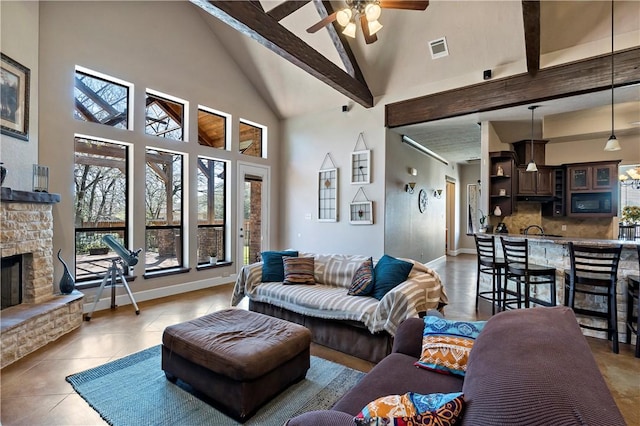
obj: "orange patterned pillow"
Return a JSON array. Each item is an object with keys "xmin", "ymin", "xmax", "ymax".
[
  {"xmin": 354, "ymin": 392, "xmax": 465, "ymax": 426},
  {"xmin": 415, "ymin": 317, "xmax": 486, "ymax": 376}
]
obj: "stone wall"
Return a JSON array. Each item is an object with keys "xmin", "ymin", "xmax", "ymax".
[
  {"xmin": 0, "ymin": 189, "xmax": 84, "ymax": 368},
  {"xmin": 1, "ymin": 202, "xmax": 55, "ymax": 303},
  {"xmin": 1, "ymin": 293, "xmax": 83, "ymax": 368}
]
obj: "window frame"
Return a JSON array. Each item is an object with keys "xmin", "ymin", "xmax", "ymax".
[
  {"xmin": 74, "ymin": 65, "xmax": 134, "ymax": 131},
  {"xmin": 73, "ymin": 134, "xmax": 131, "ymax": 285},
  {"xmin": 239, "ymin": 118, "xmax": 267, "ymax": 158},
  {"xmin": 145, "ymin": 88, "xmax": 189, "ymax": 142},
  {"xmin": 196, "ymin": 156, "xmax": 229, "ymax": 267},
  {"xmin": 197, "ymin": 105, "xmax": 231, "ymax": 150}
]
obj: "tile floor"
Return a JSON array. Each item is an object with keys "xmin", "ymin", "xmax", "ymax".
[{"xmin": 1, "ymin": 254, "xmax": 638, "ymax": 425}]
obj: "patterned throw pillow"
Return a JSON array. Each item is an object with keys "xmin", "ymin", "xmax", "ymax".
[
  {"xmin": 348, "ymin": 257, "xmax": 375, "ymax": 296},
  {"xmin": 283, "ymin": 257, "xmax": 315, "ymax": 285},
  {"xmin": 354, "ymin": 392, "xmax": 465, "ymax": 426},
  {"xmin": 261, "ymin": 250, "xmax": 298, "ymax": 282},
  {"xmin": 415, "ymin": 316, "xmax": 486, "ymax": 376}
]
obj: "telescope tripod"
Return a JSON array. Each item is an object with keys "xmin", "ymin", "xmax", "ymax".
[{"xmin": 84, "ymin": 258, "xmax": 140, "ymax": 321}]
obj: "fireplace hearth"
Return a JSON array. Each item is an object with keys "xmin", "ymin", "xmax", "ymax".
[{"xmin": 0, "ymin": 187, "xmax": 84, "ymax": 368}]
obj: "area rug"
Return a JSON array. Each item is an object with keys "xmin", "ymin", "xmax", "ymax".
[{"xmin": 66, "ymin": 345, "xmax": 364, "ymax": 425}]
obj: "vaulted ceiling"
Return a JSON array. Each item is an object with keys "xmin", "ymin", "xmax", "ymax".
[{"xmin": 191, "ymin": 1, "xmax": 640, "ymax": 163}]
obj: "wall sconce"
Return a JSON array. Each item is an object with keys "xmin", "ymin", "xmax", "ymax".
[
  {"xmin": 405, "ymin": 182, "xmax": 416, "ymax": 194},
  {"xmin": 433, "ymin": 189, "xmax": 442, "ymax": 199}
]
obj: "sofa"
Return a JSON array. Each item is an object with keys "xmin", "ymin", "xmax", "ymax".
[
  {"xmin": 286, "ymin": 306, "xmax": 626, "ymax": 426},
  {"xmin": 231, "ymin": 253, "xmax": 448, "ymax": 363}
]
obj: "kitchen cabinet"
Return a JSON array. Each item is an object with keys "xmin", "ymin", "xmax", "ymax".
[
  {"xmin": 489, "ymin": 151, "xmax": 517, "ymax": 217},
  {"xmin": 542, "ymin": 168, "xmax": 566, "ymax": 217},
  {"xmin": 567, "ymin": 161, "xmax": 618, "ymax": 192},
  {"xmin": 565, "ymin": 160, "xmax": 620, "ymax": 218},
  {"xmin": 517, "ymin": 166, "xmax": 553, "ymax": 196}
]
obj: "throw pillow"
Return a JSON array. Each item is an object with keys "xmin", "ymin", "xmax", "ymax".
[
  {"xmin": 283, "ymin": 257, "xmax": 315, "ymax": 285},
  {"xmin": 261, "ymin": 250, "xmax": 298, "ymax": 282},
  {"xmin": 371, "ymin": 254, "xmax": 413, "ymax": 300},
  {"xmin": 348, "ymin": 257, "xmax": 375, "ymax": 296},
  {"xmin": 354, "ymin": 392, "xmax": 465, "ymax": 426},
  {"xmin": 415, "ymin": 316, "xmax": 486, "ymax": 376}
]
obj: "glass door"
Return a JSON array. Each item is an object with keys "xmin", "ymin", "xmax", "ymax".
[{"xmin": 237, "ymin": 163, "xmax": 270, "ymax": 268}]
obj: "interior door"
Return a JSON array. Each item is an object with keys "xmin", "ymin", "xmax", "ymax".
[
  {"xmin": 446, "ymin": 180, "xmax": 456, "ymax": 255},
  {"xmin": 237, "ymin": 163, "xmax": 270, "ymax": 268}
]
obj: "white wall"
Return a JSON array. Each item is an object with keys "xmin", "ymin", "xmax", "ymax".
[
  {"xmin": 37, "ymin": 1, "xmax": 280, "ymax": 296},
  {"xmin": 0, "ymin": 1, "xmax": 39, "ymax": 189},
  {"xmin": 281, "ymin": 103, "xmax": 385, "ymax": 256}
]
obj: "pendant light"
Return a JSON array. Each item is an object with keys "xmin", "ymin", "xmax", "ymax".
[
  {"xmin": 526, "ymin": 105, "xmax": 539, "ymax": 172},
  {"xmin": 604, "ymin": 0, "xmax": 621, "ymax": 151}
]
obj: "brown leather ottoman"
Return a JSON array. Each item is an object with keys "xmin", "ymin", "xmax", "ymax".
[{"xmin": 161, "ymin": 308, "xmax": 311, "ymax": 422}]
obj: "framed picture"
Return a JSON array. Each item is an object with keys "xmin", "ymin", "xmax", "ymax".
[
  {"xmin": 1, "ymin": 53, "xmax": 30, "ymax": 141},
  {"xmin": 350, "ymin": 201, "xmax": 373, "ymax": 225},
  {"xmin": 350, "ymin": 150, "xmax": 370, "ymax": 184},
  {"xmin": 318, "ymin": 167, "xmax": 338, "ymax": 222}
]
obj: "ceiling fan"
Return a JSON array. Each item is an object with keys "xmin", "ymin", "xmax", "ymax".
[{"xmin": 307, "ymin": 0, "xmax": 429, "ymax": 44}]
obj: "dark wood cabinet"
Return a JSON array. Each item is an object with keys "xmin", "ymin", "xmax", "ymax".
[
  {"xmin": 567, "ymin": 162, "xmax": 618, "ymax": 192},
  {"xmin": 565, "ymin": 160, "xmax": 620, "ymax": 218},
  {"xmin": 517, "ymin": 166, "xmax": 553, "ymax": 196},
  {"xmin": 489, "ymin": 151, "xmax": 517, "ymax": 217},
  {"xmin": 542, "ymin": 168, "xmax": 565, "ymax": 217}
]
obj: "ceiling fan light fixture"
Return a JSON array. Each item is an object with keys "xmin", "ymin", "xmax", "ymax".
[
  {"xmin": 604, "ymin": 135, "xmax": 621, "ymax": 151},
  {"xmin": 343, "ymin": 21, "xmax": 357, "ymax": 38},
  {"xmin": 336, "ymin": 8, "xmax": 352, "ymax": 27},
  {"xmin": 368, "ymin": 20, "xmax": 383, "ymax": 35},
  {"xmin": 365, "ymin": 3, "xmax": 382, "ymax": 21}
]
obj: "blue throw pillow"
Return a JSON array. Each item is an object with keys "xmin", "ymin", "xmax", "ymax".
[
  {"xmin": 371, "ymin": 254, "xmax": 413, "ymax": 300},
  {"xmin": 261, "ymin": 251, "xmax": 298, "ymax": 282}
]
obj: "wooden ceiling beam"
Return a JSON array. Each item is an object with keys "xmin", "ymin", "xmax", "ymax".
[
  {"xmin": 313, "ymin": 0, "xmax": 367, "ymax": 85},
  {"xmin": 522, "ymin": 0, "xmax": 540, "ymax": 76},
  {"xmin": 191, "ymin": 0, "xmax": 374, "ymax": 108},
  {"xmin": 267, "ymin": 1, "xmax": 310, "ymax": 21},
  {"xmin": 385, "ymin": 47, "xmax": 640, "ymax": 128}
]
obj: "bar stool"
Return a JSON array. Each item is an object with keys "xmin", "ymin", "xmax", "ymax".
[
  {"xmin": 564, "ymin": 242, "xmax": 622, "ymax": 354},
  {"xmin": 625, "ymin": 245, "xmax": 639, "ymax": 358},
  {"xmin": 499, "ymin": 237, "xmax": 557, "ymax": 309},
  {"xmin": 474, "ymin": 234, "xmax": 506, "ymax": 315}
]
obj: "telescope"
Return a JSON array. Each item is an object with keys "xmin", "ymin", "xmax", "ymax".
[
  {"xmin": 102, "ymin": 235, "xmax": 142, "ymax": 267},
  {"xmin": 85, "ymin": 235, "xmax": 142, "ymax": 321}
]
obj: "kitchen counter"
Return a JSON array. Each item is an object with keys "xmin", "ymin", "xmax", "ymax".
[
  {"xmin": 491, "ymin": 232, "xmax": 640, "ymax": 248},
  {"xmin": 476, "ymin": 232, "xmax": 639, "ymax": 345}
]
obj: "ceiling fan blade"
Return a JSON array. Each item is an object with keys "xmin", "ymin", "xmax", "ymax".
[
  {"xmin": 306, "ymin": 12, "xmax": 337, "ymax": 33},
  {"xmin": 360, "ymin": 15, "xmax": 378, "ymax": 44},
  {"xmin": 380, "ymin": 1, "xmax": 429, "ymax": 10}
]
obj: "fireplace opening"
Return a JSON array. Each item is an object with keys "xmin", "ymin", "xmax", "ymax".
[{"xmin": 1, "ymin": 255, "xmax": 23, "ymax": 310}]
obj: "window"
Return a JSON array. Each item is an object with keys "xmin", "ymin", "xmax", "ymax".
[
  {"xmin": 145, "ymin": 91, "xmax": 186, "ymax": 141},
  {"xmin": 74, "ymin": 68, "xmax": 131, "ymax": 129},
  {"xmin": 239, "ymin": 120, "xmax": 264, "ymax": 157},
  {"xmin": 145, "ymin": 149, "xmax": 183, "ymax": 272},
  {"xmin": 620, "ymin": 164, "xmax": 640, "ymax": 216},
  {"xmin": 198, "ymin": 107, "xmax": 228, "ymax": 149},
  {"xmin": 197, "ymin": 157, "xmax": 227, "ymax": 265},
  {"xmin": 74, "ymin": 136, "xmax": 129, "ymax": 281}
]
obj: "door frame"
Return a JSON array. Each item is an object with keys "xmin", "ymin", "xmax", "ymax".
[
  {"xmin": 236, "ymin": 162, "xmax": 271, "ymax": 268},
  {"xmin": 446, "ymin": 178, "xmax": 456, "ymax": 255}
]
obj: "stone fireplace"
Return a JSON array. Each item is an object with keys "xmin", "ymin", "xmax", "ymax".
[{"xmin": 0, "ymin": 188, "xmax": 84, "ymax": 368}]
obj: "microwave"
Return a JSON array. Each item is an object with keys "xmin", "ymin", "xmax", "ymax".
[{"xmin": 570, "ymin": 192, "xmax": 613, "ymax": 214}]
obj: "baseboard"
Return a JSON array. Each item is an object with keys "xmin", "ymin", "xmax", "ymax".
[
  {"xmin": 450, "ymin": 248, "xmax": 476, "ymax": 255},
  {"xmin": 425, "ymin": 255, "xmax": 447, "ymax": 268},
  {"xmin": 82, "ymin": 274, "xmax": 237, "ymax": 314}
]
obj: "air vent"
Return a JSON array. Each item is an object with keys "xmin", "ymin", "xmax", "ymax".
[{"xmin": 429, "ymin": 37, "xmax": 449, "ymax": 59}]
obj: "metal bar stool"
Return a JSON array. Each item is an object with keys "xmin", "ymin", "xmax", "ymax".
[
  {"xmin": 564, "ymin": 242, "xmax": 622, "ymax": 354},
  {"xmin": 500, "ymin": 237, "xmax": 557, "ymax": 309},
  {"xmin": 625, "ymin": 245, "xmax": 639, "ymax": 358},
  {"xmin": 474, "ymin": 234, "xmax": 506, "ymax": 315}
]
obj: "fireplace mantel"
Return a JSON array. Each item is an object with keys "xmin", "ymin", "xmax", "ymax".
[{"xmin": 1, "ymin": 187, "xmax": 60, "ymax": 204}]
